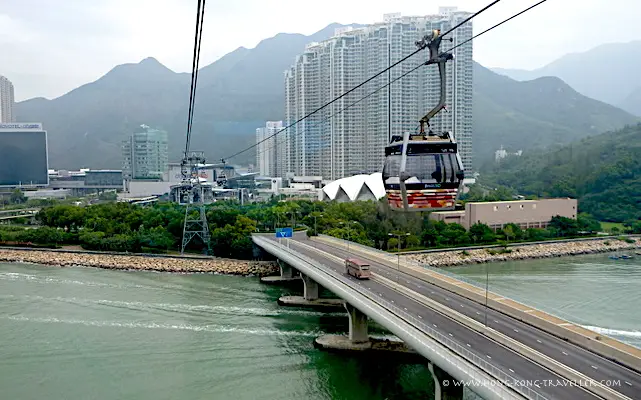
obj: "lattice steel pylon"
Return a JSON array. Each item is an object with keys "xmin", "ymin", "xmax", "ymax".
[{"xmin": 180, "ymin": 151, "xmax": 212, "ymax": 256}]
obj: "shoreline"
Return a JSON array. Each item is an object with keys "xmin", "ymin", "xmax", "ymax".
[
  {"xmin": 0, "ymin": 248, "xmax": 279, "ymax": 276},
  {"xmin": 407, "ymin": 238, "xmax": 641, "ymax": 267}
]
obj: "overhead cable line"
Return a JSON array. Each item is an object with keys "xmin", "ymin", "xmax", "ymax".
[
  {"xmin": 184, "ymin": 0, "xmax": 206, "ymax": 155},
  {"xmin": 251, "ymin": 0, "xmax": 549, "ymax": 160},
  {"xmin": 442, "ymin": 0, "xmax": 548, "ymax": 54},
  {"xmin": 224, "ymin": 0, "xmax": 501, "ymax": 161}
]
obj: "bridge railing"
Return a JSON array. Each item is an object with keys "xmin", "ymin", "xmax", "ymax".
[{"xmin": 264, "ymin": 237, "xmax": 548, "ymax": 400}]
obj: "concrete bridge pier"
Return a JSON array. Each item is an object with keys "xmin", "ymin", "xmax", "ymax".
[
  {"xmin": 314, "ymin": 303, "xmax": 416, "ymax": 355},
  {"xmin": 260, "ymin": 260, "xmax": 300, "ymax": 284},
  {"xmin": 429, "ymin": 362, "xmax": 463, "ymax": 400},
  {"xmin": 301, "ymin": 273, "xmax": 319, "ymax": 300},
  {"xmin": 279, "ymin": 260, "xmax": 294, "ymax": 279},
  {"xmin": 278, "ymin": 272, "xmax": 344, "ymax": 310},
  {"xmin": 345, "ymin": 303, "xmax": 369, "ymax": 344}
]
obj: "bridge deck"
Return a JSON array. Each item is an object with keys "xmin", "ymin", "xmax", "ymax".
[{"xmin": 255, "ymin": 233, "xmax": 614, "ymax": 400}]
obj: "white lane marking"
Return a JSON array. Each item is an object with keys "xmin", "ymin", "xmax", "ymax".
[
  {"xmin": 445, "ymin": 297, "xmax": 450, "ymax": 301},
  {"xmin": 431, "ymin": 291, "xmax": 435, "ymax": 294},
  {"xmin": 404, "ymin": 307, "xmax": 408, "ymax": 311},
  {"xmin": 494, "ymin": 320, "xmax": 499, "ymax": 324},
  {"xmin": 460, "ymin": 304, "xmax": 464, "ymax": 308},
  {"xmin": 448, "ymin": 333, "xmax": 453, "ymax": 337},
  {"xmin": 591, "ymin": 365, "xmax": 598, "ymax": 370},
  {"xmin": 406, "ymin": 280, "xmax": 410, "ymax": 284},
  {"xmin": 562, "ymin": 351, "xmax": 568, "ymax": 355},
  {"xmin": 418, "ymin": 315, "xmax": 423, "ymax": 319},
  {"xmin": 625, "ymin": 381, "xmax": 632, "ymax": 386},
  {"xmin": 476, "ymin": 311, "xmax": 481, "ymax": 315},
  {"xmin": 433, "ymin": 324, "xmax": 438, "ymax": 328},
  {"xmin": 486, "ymin": 355, "xmax": 492, "ymax": 359},
  {"xmin": 536, "ymin": 339, "xmax": 542, "ymax": 343},
  {"xmin": 509, "ymin": 369, "xmax": 515, "ymax": 373},
  {"xmin": 466, "ymin": 343, "xmax": 471, "ymax": 347},
  {"xmin": 514, "ymin": 329, "xmax": 519, "ymax": 333}
]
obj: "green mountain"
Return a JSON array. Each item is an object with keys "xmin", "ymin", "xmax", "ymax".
[
  {"xmin": 15, "ymin": 24, "xmax": 358, "ymax": 169},
  {"xmin": 618, "ymin": 86, "xmax": 641, "ymax": 117},
  {"xmin": 482, "ymin": 123, "xmax": 641, "ymax": 222},
  {"xmin": 473, "ymin": 63, "xmax": 639, "ymax": 167},
  {"xmin": 14, "ymin": 28, "xmax": 638, "ymax": 170},
  {"xmin": 492, "ymin": 41, "xmax": 641, "ymax": 113}
]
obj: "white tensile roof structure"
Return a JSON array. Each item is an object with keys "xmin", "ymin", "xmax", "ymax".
[{"xmin": 321, "ymin": 172, "xmax": 386, "ymax": 202}]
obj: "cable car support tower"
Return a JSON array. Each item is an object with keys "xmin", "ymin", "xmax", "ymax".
[
  {"xmin": 179, "ymin": 0, "xmax": 211, "ymax": 255},
  {"xmin": 180, "ymin": 151, "xmax": 212, "ymax": 255}
]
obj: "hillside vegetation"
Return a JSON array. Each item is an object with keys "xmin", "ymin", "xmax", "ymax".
[{"xmin": 483, "ymin": 123, "xmax": 641, "ymax": 222}]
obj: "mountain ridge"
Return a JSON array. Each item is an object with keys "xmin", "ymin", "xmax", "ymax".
[
  {"xmin": 14, "ymin": 31, "xmax": 639, "ymax": 169},
  {"xmin": 492, "ymin": 40, "xmax": 641, "ymax": 111}
]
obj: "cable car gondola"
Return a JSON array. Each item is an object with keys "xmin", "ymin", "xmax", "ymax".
[{"xmin": 383, "ymin": 29, "xmax": 464, "ymax": 212}]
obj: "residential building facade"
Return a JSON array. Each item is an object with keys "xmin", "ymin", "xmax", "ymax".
[
  {"xmin": 0, "ymin": 75, "xmax": 16, "ymax": 123},
  {"xmin": 121, "ymin": 124, "xmax": 169, "ymax": 180},
  {"xmin": 281, "ymin": 8, "xmax": 473, "ymax": 180},
  {"xmin": 256, "ymin": 121, "xmax": 282, "ymax": 177}
]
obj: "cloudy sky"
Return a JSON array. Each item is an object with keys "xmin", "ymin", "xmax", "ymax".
[{"xmin": 1, "ymin": 0, "xmax": 640, "ymax": 101}]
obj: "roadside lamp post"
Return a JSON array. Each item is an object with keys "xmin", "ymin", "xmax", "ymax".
[
  {"xmin": 340, "ymin": 221, "xmax": 358, "ymax": 254},
  {"xmin": 312, "ymin": 213, "xmax": 323, "ymax": 246},
  {"xmin": 389, "ymin": 232, "xmax": 410, "ymax": 283}
]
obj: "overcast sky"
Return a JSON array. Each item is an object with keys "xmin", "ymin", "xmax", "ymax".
[{"xmin": 1, "ymin": 0, "xmax": 640, "ymax": 101}]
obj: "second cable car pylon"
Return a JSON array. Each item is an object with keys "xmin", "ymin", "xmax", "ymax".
[{"xmin": 383, "ymin": 29, "xmax": 465, "ymax": 212}]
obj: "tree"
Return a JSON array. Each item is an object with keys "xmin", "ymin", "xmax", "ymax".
[
  {"xmin": 468, "ymin": 223, "xmax": 496, "ymax": 244},
  {"xmin": 10, "ymin": 189, "xmax": 26, "ymax": 204},
  {"xmin": 503, "ymin": 223, "xmax": 523, "ymax": 241}
]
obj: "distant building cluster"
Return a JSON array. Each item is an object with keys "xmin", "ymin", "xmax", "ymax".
[
  {"xmin": 0, "ymin": 75, "xmax": 15, "ymax": 123},
  {"xmin": 267, "ymin": 8, "xmax": 473, "ymax": 181},
  {"xmin": 495, "ymin": 145, "xmax": 523, "ymax": 162}
]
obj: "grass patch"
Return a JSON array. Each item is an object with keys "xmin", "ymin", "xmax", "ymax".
[{"xmin": 600, "ymin": 221, "xmax": 625, "ymax": 232}]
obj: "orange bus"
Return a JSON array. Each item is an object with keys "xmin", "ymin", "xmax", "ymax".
[{"xmin": 345, "ymin": 258, "xmax": 371, "ymax": 279}]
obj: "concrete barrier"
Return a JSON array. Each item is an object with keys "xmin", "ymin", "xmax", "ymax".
[{"xmin": 312, "ymin": 235, "xmax": 641, "ymax": 375}]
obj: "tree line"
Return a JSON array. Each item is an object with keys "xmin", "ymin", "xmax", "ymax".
[{"xmin": 0, "ymin": 198, "xmax": 612, "ymax": 259}]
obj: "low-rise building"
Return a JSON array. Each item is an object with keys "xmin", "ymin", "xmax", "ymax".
[{"xmin": 430, "ymin": 198, "xmax": 578, "ymax": 230}]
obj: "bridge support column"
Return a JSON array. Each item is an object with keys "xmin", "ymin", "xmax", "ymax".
[
  {"xmin": 301, "ymin": 273, "xmax": 319, "ymax": 300},
  {"xmin": 345, "ymin": 303, "xmax": 369, "ymax": 344},
  {"xmin": 278, "ymin": 260, "xmax": 294, "ymax": 279},
  {"xmin": 429, "ymin": 362, "xmax": 463, "ymax": 400}
]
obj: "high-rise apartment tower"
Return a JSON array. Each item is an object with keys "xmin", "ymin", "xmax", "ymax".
[
  {"xmin": 281, "ymin": 8, "xmax": 473, "ymax": 180},
  {"xmin": 0, "ymin": 75, "xmax": 16, "ymax": 123},
  {"xmin": 122, "ymin": 124, "xmax": 169, "ymax": 180},
  {"xmin": 256, "ymin": 121, "xmax": 282, "ymax": 177}
]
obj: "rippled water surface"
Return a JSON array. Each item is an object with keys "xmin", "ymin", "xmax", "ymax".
[
  {"xmin": 0, "ymin": 262, "xmax": 444, "ymax": 400},
  {"xmin": 447, "ymin": 252, "xmax": 641, "ymax": 348}
]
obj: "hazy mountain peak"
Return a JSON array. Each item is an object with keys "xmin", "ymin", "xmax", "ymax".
[{"xmin": 491, "ymin": 41, "xmax": 641, "ymax": 107}]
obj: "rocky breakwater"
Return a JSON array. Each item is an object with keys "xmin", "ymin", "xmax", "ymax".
[
  {"xmin": 0, "ymin": 249, "xmax": 279, "ymax": 276},
  {"xmin": 407, "ymin": 238, "xmax": 641, "ymax": 268}
]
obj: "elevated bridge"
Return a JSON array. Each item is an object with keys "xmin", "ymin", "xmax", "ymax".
[{"xmin": 252, "ymin": 232, "xmax": 641, "ymax": 400}]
